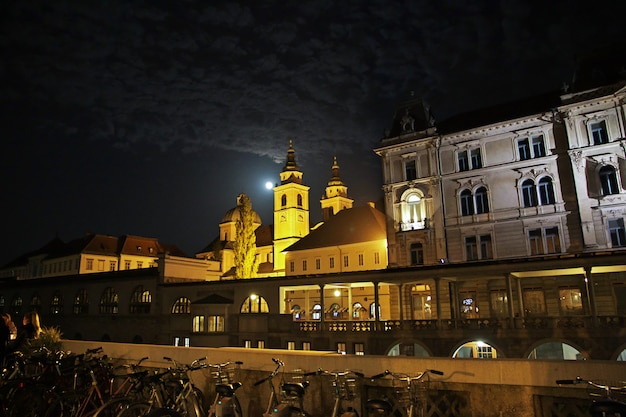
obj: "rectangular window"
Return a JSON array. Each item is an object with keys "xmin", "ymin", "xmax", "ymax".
[
  {"xmin": 343, "ymin": 255, "xmax": 349, "ymax": 268},
  {"xmin": 302, "ymin": 341, "xmax": 311, "ymax": 351},
  {"xmin": 192, "ymin": 315, "xmax": 205, "ymax": 332},
  {"xmin": 470, "ymin": 148, "xmax": 482, "ymax": 168},
  {"xmin": 289, "ymin": 261, "xmax": 295, "ymax": 273},
  {"xmin": 545, "ymin": 227, "xmax": 561, "ymax": 253},
  {"xmin": 490, "ymin": 290, "xmax": 508, "ymax": 317},
  {"xmin": 559, "ymin": 287, "xmax": 584, "ymax": 315},
  {"xmin": 590, "ymin": 120, "xmax": 609, "ymax": 145},
  {"xmin": 329, "ymin": 257, "xmax": 335, "ymax": 269},
  {"xmin": 137, "ymin": 261, "xmax": 143, "ymax": 269},
  {"xmin": 109, "ymin": 261, "xmax": 116, "ymax": 271},
  {"xmin": 244, "ymin": 340, "xmax": 251, "ymax": 348},
  {"xmin": 523, "ymin": 288, "xmax": 546, "ymax": 316},
  {"xmin": 529, "ymin": 229, "xmax": 543, "ymax": 255},
  {"xmin": 518, "ymin": 138, "xmax": 531, "ymax": 160},
  {"xmin": 532, "ymin": 135, "xmax": 546, "ymax": 157},
  {"xmin": 354, "ymin": 343, "xmax": 365, "ymax": 356},
  {"xmin": 458, "ymin": 151, "xmax": 469, "ymax": 171},
  {"xmin": 405, "ymin": 159, "xmax": 417, "ymax": 180},
  {"xmin": 337, "ymin": 342, "xmax": 347, "ymax": 354},
  {"xmin": 287, "ymin": 341, "xmax": 296, "ymax": 350},
  {"xmin": 302, "ymin": 260, "xmax": 307, "ymax": 272},
  {"xmin": 257, "ymin": 340, "xmax": 265, "ymax": 349},
  {"xmin": 98, "ymin": 260, "xmax": 105, "ymax": 271},
  {"xmin": 358, "ymin": 253, "xmax": 364, "ymax": 266},
  {"xmin": 207, "ymin": 315, "xmax": 224, "ymax": 332},
  {"xmin": 124, "ymin": 260, "xmax": 131, "ymax": 270},
  {"xmin": 86, "ymin": 259, "xmax": 94, "ymax": 270},
  {"xmin": 374, "ymin": 252, "xmax": 380, "ymax": 265},
  {"xmin": 609, "ymin": 219, "xmax": 626, "ymax": 247},
  {"xmin": 479, "ymin": 235, "xmax": 493, "ymax": 259},
  {"xmin": 315, "ymin": 258, "xmax": 321, "ymax": 270},
  {"xmin": 465, "ymin": 237, "xmax": 478, "ymax": 261}
]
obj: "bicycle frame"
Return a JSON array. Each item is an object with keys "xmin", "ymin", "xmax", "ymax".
[
  {"xmin": 207, "ymin": 361, "xmax": 243, "ymax": 417},
  {"xmin": 255, "ymin": 358, "xmax": 311, "ymax": 417}
]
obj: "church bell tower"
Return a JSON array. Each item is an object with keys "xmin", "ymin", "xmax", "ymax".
[{"xmin": 273, "ymin": 140, "xmax": 310, "ymax": 271}]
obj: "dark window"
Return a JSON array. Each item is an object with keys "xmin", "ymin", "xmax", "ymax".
[
  {"xmin": 281, "ymin": 194, "xmax": 287, "ymax": 207},
  {"xmin": 465, "ymin": 237, "xmax": 478, "ymax": 261},
  {"xmin": 410, "ymin": 243, "xmax": 424, "ymax": 265},
  {"xmin": 297, "ymin": 194, "xmax": 303, "ymax": 207},
  {"xmin": 528, "ymin": 229, "xmax": 543, "ymax": 255},
  {"xmin": 130, "ymin": 286, "xmax": 151, "ymax": 314},
  {"xmin": 532, "ymin": 135, "xmax": 546, "ymax": 157},
  {"xmin": 475, "ymin": 187, "xmax": 489, "ymax": 214},
  {"xmin": 405, "ymin": 160, "xmax": 417, "ymax": 180},
  {"xmin": 545, "ymin": 227, "xmax": 561, "ymax": 253},
  {"xmin": 600, "ymin": 166, "xmax": 619, "ymax": 195},
  {"xmin": 458, "ymin": 151, "xmax": 469, "ymax": 172},
  {"xmin": 460, "ymin": 189, "xmax": 474, "ymax": 216},
  {"xmin": 470, "ymin": 149, "xmax": 482, "ymax": 169},
  {"xmin": 591, "ymin": 120, "xmax": 609, "ymax": 145},
  {"xmin": 479, "ymin": 235, "xmax": 493, "ymax": 259},
  {"xmin": 538, "ymin": 177, "xmax": 555, "ymax": 205},
  {"xmin": 518, "ymin": 139, "xmax": 531, "ymax": 160},
  {"xmin": 609, "ymin": 219, "xmax": 626, "ymax": 247},
  {"xmin": 100, "ymin": 287, "xmax": 119, "ymax": 314},
  {"xmin": 73, "ymin": 289, "xmax": 88, "ymax": 315},
  {"xmin": 522, "ymin": 179, "xmax": 538, "ymax": 207}
]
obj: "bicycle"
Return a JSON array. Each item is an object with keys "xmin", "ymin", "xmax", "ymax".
[
  {"xmin": 311, "ymin": 369, "xmax": 363, "ymax": 417},
  {"xmin": 206, "ymin": 361, "xmax": 243, "ymax": 417},
  {"xmin": 556, "ymin": 376, "xmax": 626, "ymax": 416},
  {"xmin": 253, "ymin": 358, "xmax": 313, "ymax": 417},
  {"xmin": 365, "ymin": 369, "xmax": 444, "ymax": 417}
]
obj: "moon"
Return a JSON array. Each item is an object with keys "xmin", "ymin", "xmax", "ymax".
[{"xmin": 265, "ymin": 181, "xmax": 273, "ymax": 190}]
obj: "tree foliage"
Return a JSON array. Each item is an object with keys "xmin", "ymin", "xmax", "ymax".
[{"xmin": 233, "ymin": 193, "xmax": 259, "ymax": 278}]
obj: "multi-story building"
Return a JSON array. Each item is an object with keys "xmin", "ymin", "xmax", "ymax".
[{"xmin": 2, "ymin": 76, "xmax": 626, "ymax": 360}]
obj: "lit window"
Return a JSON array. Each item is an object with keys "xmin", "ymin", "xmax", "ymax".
[
  {"xmin": 337, "ymin": 342, "xmax": 346, "ymax": 354},
  {"xmin": 559, "ymin": 287, "xmax": 583, "ymax": 315},
  {"xmin": 287, "ymin": 341, "xmax": 296, "ymax": 350},
  {"xmin": 490, "ymin": 290, "xmax": 508, "ymax": 317},
  {"xmin": 302, "ymin": 342, "xmax": 311, "ymax": 351},
  {"xmin": 528, "ymin": 227, "xmax": 561, "ymax": 254},
  {"xmin": 545, "ymin": 227, "xmax": 561, "ymax": 253},
  {"xmin": 240, "ymin": 295, "xmax": 269, "ymax": 313},
  {"xmin": 99, "ymin": 287, "xmax": 119, "ymax": 314},
  {"xmin": 171, "ymin": 297, "xmax": 191, "ymax": 314},
  {"xmin": 50, "ymin": 292, "xmax": 63, "ymax": 315},
  {"xmin": 528, "ymin": 229, "xmax": 543, "ymax": 255},
  {"xmin": 129, "ymin": 286, "xmax": 151, "ymax": 314},
  {"xmin": 257, "ymin": 340, "xmax": 265, "ymax": 349},
  {"xmin": 192, "ymin": 315, "xmax": 205, "ymax": 332},
  {"xmin": 477, "ymin": 345, "xmax": 493, "ymax": 359},
  {"xmin": 355, "ymin": 343, "xmax": 365, "ymax": 355},
  {"xmin": 207, "ymin": 315, "xmax": 224, "ymax": 332}
]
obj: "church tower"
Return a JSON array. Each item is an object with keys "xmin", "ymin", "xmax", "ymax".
[
  {"xmin": 273, "ymin": 140, "xmax": 310, "ymax": 271},
  {"xmin": 320, "ymin": 156, "xmax": 353, "ymax": 221}
]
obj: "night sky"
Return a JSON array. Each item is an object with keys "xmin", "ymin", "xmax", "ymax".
[{"xmin": 2, "ymin": 0, "xmax": 626, "ymax": 266}]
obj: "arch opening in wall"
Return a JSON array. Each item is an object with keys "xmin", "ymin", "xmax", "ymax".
[
  {"xmin": 240, "ymin": 294, "xmax": 269, "ymax": 313},
  {"xmin": 387, "ymin": 341, "xmax": 430, "ymax": 357},
  {"xmin": 527, "ymin": 341, "xmax": 584, "ymax": 360},
  {"xmin": 616, "ymin": 346, "xmax": 626, "ymax": 361},
  {"xmin": 452, "ymin": 340, "xmax": 498, "ymax": 358}
]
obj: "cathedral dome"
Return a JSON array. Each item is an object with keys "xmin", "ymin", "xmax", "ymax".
[{"xmin": 220, "ymin": 194, "xmax": 262, "ymax": 224}]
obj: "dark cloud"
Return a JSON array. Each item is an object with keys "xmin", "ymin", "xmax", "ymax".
[{"xmin": 1, "ymin": 0, "xmax": 626, "ymax": 264}]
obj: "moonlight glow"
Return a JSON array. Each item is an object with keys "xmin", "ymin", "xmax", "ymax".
[{"xmin": 265, "ymin": 181, "xmax": 273, "ymax": 190}]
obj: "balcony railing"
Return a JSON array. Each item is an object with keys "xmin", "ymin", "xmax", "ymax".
[{"xmin": 294, "ymin": 316, "xmax": 626, "ymax": 332}]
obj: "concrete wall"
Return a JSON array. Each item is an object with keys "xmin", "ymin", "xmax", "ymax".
[{"xmin": 63, "ymin": 340, "xmax": 626, "ymax": 417}]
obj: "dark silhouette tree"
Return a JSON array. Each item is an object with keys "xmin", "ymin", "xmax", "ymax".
[{"xmin": 233, "ymin": 193, "xmax": 259, "ymax": 278}]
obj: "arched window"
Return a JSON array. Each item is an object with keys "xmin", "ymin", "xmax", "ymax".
[
  {"xmin": 399, "ymin": 192, "xmax": 427, "ymax": 230},
  {"xmin": 600, "ymin": 165, "xmax": 619, "ymax": 195},
  {"xmin": 297, "ymin": 194, "xmax": 303, "ymax": 207},
  {"xmin": 73, "ymin": 289, "xmax": 88, "ymax": 315},
  {"xmin": 130, "ymin": 286, "xmax": 151, "ymax": 314},
  {"xmin": 475, "ymin": 186, "xmax": 489, "ymax": 214},
  {"xmin": 538, "ymin": 177, "xmax": 555, "ymax": 205},
  {"xmin": 11, "ymin": 296, "xmax": 22, "ymax": 318},
  {"xmin": 100, "ymin": 287, "xmax": 119, "ymax": 314},
  {"xmin": 460, "ymin": 189, "xmax": 474, "ymax": 216},
  {"xmin": 171, "ymin": 297, "xmax": 191, "ymax": 314},
  {"xmin": 281, "ymin": 194, "xmax": 287, "ymax": 207},
  {"xmin": 50, "ymin": 292, "xmax": 63, "ymax": 315},
  {"xmin": 30, "ymin": 293, "xmax": 41, "ymax": 312},
  {"xmin": 522, "ymin": 179, "xmax": 538, "ymax": 207},
  {"xmin": 352, "ymin": 302, "xmax": 365, "ymax": 319},
  {"xmin": 410, "ymin": 242, "xmax": 424, "ymax": 265},
  {"xmin": 240, "ymin": 295, "xmax": 269, "ymax": 313},
  {"xmin": 312, "ymin": 304, "xmax": 322, "ymax": 320}
]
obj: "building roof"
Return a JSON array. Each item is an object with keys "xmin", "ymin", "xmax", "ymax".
[
  {"xmin": 191, "ymin": 293, "xmax": 233, "ymax": 304},
  {"xmin": 284, "ymin": 204, "xmax": 387, "ymax": 252}
]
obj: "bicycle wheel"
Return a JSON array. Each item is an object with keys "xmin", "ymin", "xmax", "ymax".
[
  {"xmin": 115, "ymin": 401, "xmax": 152, "ymax": 417},
  {"xmin": 144, "ymin": 408, "xmax": 183, "ymax": 417},
  {"xmin": 93, "ymin": 397, "xmax": 135, "ymax": 417}
]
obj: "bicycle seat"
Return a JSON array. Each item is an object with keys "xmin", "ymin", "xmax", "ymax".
[
  {"xmin": 281, "ymin": 382, "xmax": 307, "ymax": 398},
  {"xmin": 365, "ymin": 399, "xmax": 393, "ymax": 413},
  {"xmin": 216, "ymin": 381, "xmax": 242, "ymax": 397}
]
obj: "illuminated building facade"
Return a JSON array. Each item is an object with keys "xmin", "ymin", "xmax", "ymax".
[{"xmin": 2, "ymin": 78, "xmax": 626, "ymax": 360}]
